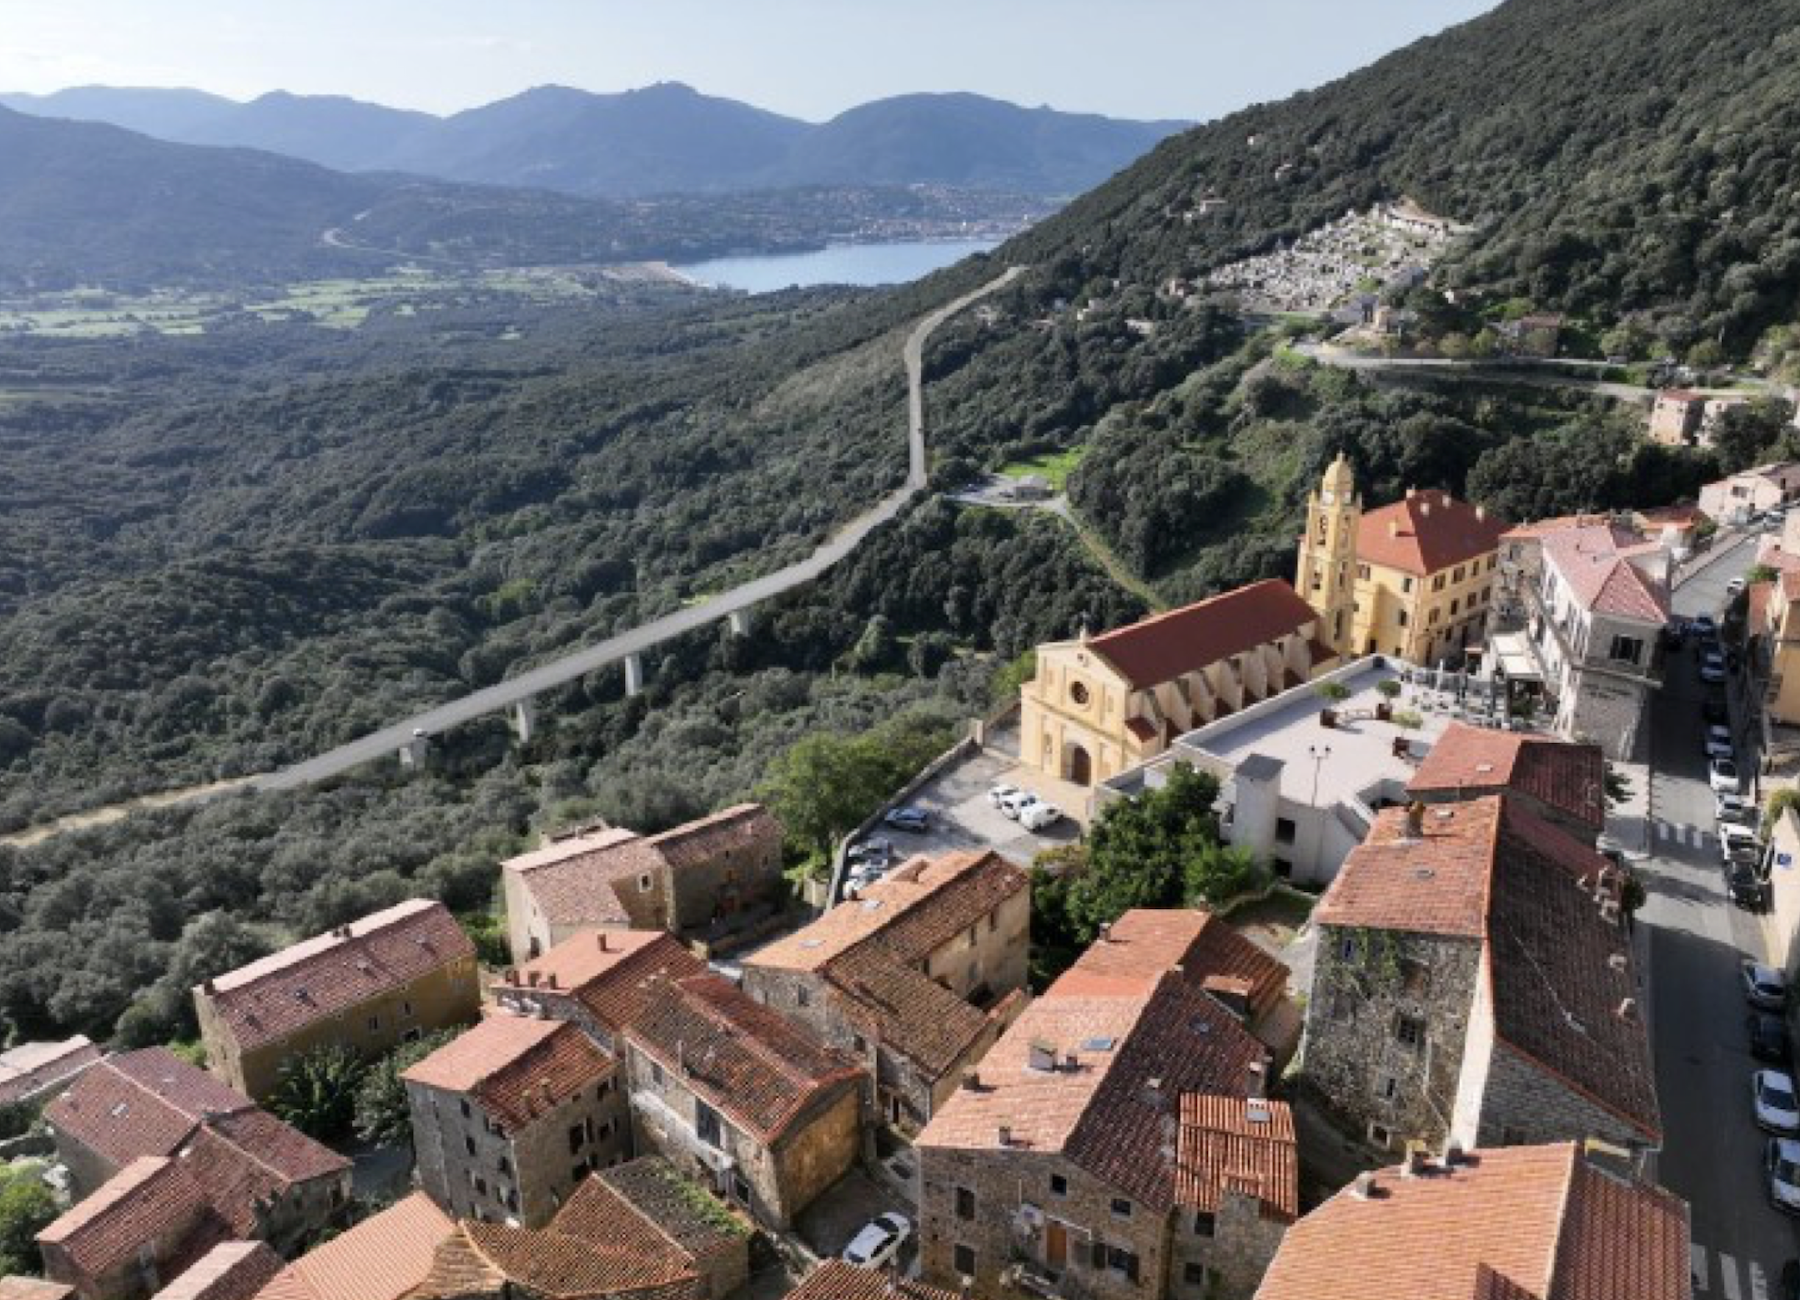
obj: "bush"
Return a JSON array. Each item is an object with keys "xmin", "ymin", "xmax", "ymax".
[
  {"xmin": 269, "ymin": 1043, "xmax": 369, "ymax": 1140},
  {"xmin": 354, "ymin": 1029, "xmax": 460, "ymax": 1147}
]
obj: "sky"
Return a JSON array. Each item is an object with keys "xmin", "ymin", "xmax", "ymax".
[{"xmin": 1, "ymin": 1, "xmax": 1502, "ymax": 122}]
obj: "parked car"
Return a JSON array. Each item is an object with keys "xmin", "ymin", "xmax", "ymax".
[
  {"xmin": 1706, "ymin": 724, "xmax": 1736, "ymax": 758},
  {"xmin": 997, "ymin": 789, "xmax": 1037, "ymax": 820},
  {"xmin": 1729, "ymin": 861, "xmax": 1769, "ymax": 911},
  {"xmin": 1752, "ymin": 1012, "xmax": 1793, "ymax": 1065},
  {"xmin": 1718, "ymin": 792, "xmax": 1756, "ymax": 826},
  {"xmin": 848, "ymin": 837, "xmax": 895, "ymax": 867},
  {"xmin": 1756, "ymin": 1071, "xmax": 1800, "ymax": 1133},
  {"xmin": 842, "ymin": 1213, "xmax": 912, "ymax": 1269},
  {"xmin": 1701, "ymin": 652, "xmax": 1728, "ymax": 685},
  {"xmin": 1720, "ymin": 822, "xmax": 1763, "ymax": 861},
  {"xmin": 1729, "ymin": 576, "xmax": 1749, "ymax": 594},
  {"xmin": 1704, "ymin": 693, "xmax": 1730, "ymax": 725},
  {"xmin": 1771, "ymin": 1138, "xmax": 1800, "ymax": 1215},
  {"xmin": 1711, "ymin": 756, "xmax": 1744, "ymax": 795},
  {"xmin": 1019, "ymin": 799, "xmax": 1064, "ymax": 832},
  {"xmin": 1746, "ymin": 961, "xmax": 1789, "ymax": 1011},
  {"xmin": 1693, "ymin": 615, "xmax": 1719, "ymax": 641},
  {"xmin": 987, "ymin": 784, "xmax": 1020, "ymax": 810},
  {"xmin": 883, "ymin": 806, "xmax": 930, "ymax": 834}
]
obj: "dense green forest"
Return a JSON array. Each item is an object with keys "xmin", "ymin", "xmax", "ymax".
[{"xmin": 3, "ymin": 0, "xmax": 1800, "ymax": 1050}]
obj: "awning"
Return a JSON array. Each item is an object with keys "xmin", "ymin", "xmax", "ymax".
[{"xmin": 1490, "ymin": 632, "xmax": 1543, "ymax": 683}]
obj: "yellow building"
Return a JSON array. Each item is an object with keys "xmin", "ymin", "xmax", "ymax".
[
  {"xmin": 1296, "ymin": 455, "xmax": 1507, "ymax": 664},
  {"xmin": 194, "ymin": 899, "xmax": 481, "ymax": 1101},
  {"xmin": 1020, "ymin": 579, "xmax": 1337, "ymax": 788}
]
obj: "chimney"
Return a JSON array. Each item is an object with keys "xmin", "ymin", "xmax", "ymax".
[
  {"xmin": 1402, "ymin": 1143, "xmax": 1428, "ymax": 1178},
  {"xmin": 1028, "ymin": 1041, "xmax": 1058, "ymax": 1073},
  {"xmin": 997, "ymin": 1125, "xmax": 1013, "ymax": 1148},
  {"xmin": 546, "ymin": 973, "xmax": 558, "ymax": 990},
  {"xmin": 961, "ymin": 1070, "xmax": 982, "ymax": 1091},
  {"xmin": 1098, "ymin": 922, "xmax": 1113, "ymax": 943},
  {"xmin": 1245, "ymin": 1060, "xmax": 1267, "ymax": 1099},
  {"xmin": 1405, "ymin": 801, "xmax": 1426, "ymax": 837},
  {"xmin": 1616, "ymin": 997, "xmax": 1638, "ymax": 1022},
  {"xmin": 1607, "ymin": 953, "xmax": 1628, "ymax": 973},
  {"xmin": 1442, "ymin": 1139, "xmax": 1464, "ymax": 1169},
  {"xmin": 1064, "ymin": 1052, "xmax": 1080, "ymax": 1072},
  {"xmin": 597, "ymin": 932, "xmax": 608, "ymax": 952},
  {"xmin": 1475, "ymin": 504, "xmax": 1486, "ymax": 521},
  {"xmin": 1352, "ymin": 1171, "xmax": 1377, "ymax": 1199},
  {"xmin": 1406, "ymin": 487, "xmax": 1417, "ymax": 499},
  {"xmin": 1599, "ymin": 899, "xmax": 1622, "ymax": 926},
  {"xmin": 1420, "ymin": 499, "xmax": 1433, "ymax": 517},
  {"xmin": 202, "ymin": 979, "xmax": 215, "ymax": 995}
]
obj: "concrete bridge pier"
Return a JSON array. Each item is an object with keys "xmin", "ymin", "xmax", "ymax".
[
  {"xmin": 624, "ymin": 652, "xmax": 646, "ymax": 698},
  {"xmin": 728, "ymin": 607, "xmax": 753, "ymax": 637},
  {"xmin": 511, "ymin": 698, "xmax": 537, "ymax": 743},
  {"xmin": 399, "ymin": 732, "xmax": 430, "ymax": 769}
]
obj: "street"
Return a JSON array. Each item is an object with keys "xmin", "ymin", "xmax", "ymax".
[{"xmin": 1640, "ymin": 533, "xmax": 1794, "ymax": 1298}]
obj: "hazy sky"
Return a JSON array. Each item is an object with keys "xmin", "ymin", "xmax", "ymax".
[{"xmin": 2, "ymin": 1, "xmax": 1501, "ymax": 122}]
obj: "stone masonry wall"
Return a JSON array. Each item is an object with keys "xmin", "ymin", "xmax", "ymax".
[
  {"xmin": 1166, "ymin": 1192, "xmax": 1287, "ymax": 1300},
  {"xmin": 1470, "ymin": 1041, "xmax": 1650, "ymax": 1155}
]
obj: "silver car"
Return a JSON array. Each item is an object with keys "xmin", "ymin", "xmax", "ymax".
[{"xmin": 1769, "ymin": 1137, "xmax": 1800, "ymax": 1214}]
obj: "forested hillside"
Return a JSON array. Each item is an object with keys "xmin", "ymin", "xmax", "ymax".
[{"xmin": 2, "ymin": 0, "xmax": 1798, "ymax": 1049}]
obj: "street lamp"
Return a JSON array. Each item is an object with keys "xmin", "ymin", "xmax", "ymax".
[{"xmin": 1309, "ymin": 744, "xmax": 1333, "ymax": 807}]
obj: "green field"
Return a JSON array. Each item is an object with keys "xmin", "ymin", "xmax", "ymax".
[{"xmin": 998, "ymin": 445, "xmax": 1089, "ymax": 490}]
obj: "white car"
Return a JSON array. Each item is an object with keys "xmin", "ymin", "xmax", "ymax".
[
  {"xmin": 1718, "ymin": 792, "xmax": 1756, "ymax": 827},
  {"xmin": 997, "ymin": 789, "xmax": 1037, "ymax": 820},
  {"xmin": 1720, "ymin": 823, "xmax": 1762, "ymax": 863},
  {"xmin": 1770, "ymin": 1137, "xmax": 1800, "ymax": 1214},
  {"xmin": 1755, "ymin": 1070, "xmax": 1800, "ymax": 1133},
  {"xmin": 1729, "ymin": 576, "xmax": 1749, "ymax": 594},
  {"xmin": 842, "ymin": 1212, "xmax": 912, "ymax": 1269},
  {"xmin": 1745, "ymin": 961, "xmax": 1789, "ymax": 1011},
  {"xmin": 1711, "ymin": 756, "xmax": 1743, "ymax": 796},
  {"xmin": 1018, "ymin": 799, "xmax": 1064, "ymax": 832}
]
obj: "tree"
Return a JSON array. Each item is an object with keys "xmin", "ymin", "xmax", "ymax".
[
  {"xmin": 269, "ymin": 1044, "xmax": 368, "ymax": 1140},
  {"xmin": 354, "ymin": 1028, "xmax": 460, "ymax": 1148},
  {"xmin": 1603, "ymin": 764, "xmax": 1633, "ymax": 809},
  {"xmin": 0, "ymin": 1165, "xmax": 57, "ymax": 1275},
  {"xmin": 1185, "ymin": 841, "xmax": 1269, "ymax": 907}
]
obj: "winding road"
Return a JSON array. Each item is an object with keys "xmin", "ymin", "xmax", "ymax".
[{"xmin": 250, "ymin": 266, "xmax": 1024, "ymax": 791}]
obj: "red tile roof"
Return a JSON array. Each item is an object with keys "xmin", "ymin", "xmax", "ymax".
[
  {"xmin": 1407, "ymin": 723, "xmax": 1605, "ymax": 833},
  {"xmin": 200, "ymin": 900, "xmax": 474, "ymax": 1055},
  {"xmin": 1083, "ymin": 580, "xmax": 1319, "ymax": 692},
  {"xmin": 1256, "ymin": 1144, "xmax": 1688, "ymax": 1300},
  {"xmin": 1357, "ymin": 490, "xmax": 1508, "ymax": 576},
  {"xmin": 1541, "ymin": 527, "xmax": 1669, "ymax": 623},
  {"xmin": 495, "ymin": 931, "xmax": 709, "ymax": 1038},
  {"xmin": 785, "ymin": 1261, "xmax": 960, "ymax": 1300},
  {"xmin": 1048, "ymin": 908, "xmax": 1288, "ymax": 1017},
  {"xmin": 39, "ymin": 1157, "xmax": 229, "ymax": 1282},
  {"xmin": 402, "ymin": 1017, "xmax": 612, "ymax": 1135},
  {"xmin": 1174, "ymin": 1094, "xmax": 1299, "ymax": 1222},
  {"xmin": 253, "ymin": 1192, "xmax": 455, "ymax": 1300},
  {"xmin": 45, "ymin": 1048, "xmax": 251, "ymax": 1170},
  {"xmin": 595, "ymin": 1159, "xmax": 749, "ymax": 1263},
  {"xmin": 150, "ymin": 1241, "xmax": 283, "ymax": 1300},
  {"xmin": 625, "ymin": 976, "xmax": 864, "ymax": 1144},
  {"xmin": 0, "ymin": 1037, "xmax": 99, "ymax": 1107},
  {"xmin": 0, "ymin": 1279, "xmax": 72, "ymax": 1300},
  {"xmin": 1316, "ymin": 800, "xmax": 1501, "ymax": 939}
]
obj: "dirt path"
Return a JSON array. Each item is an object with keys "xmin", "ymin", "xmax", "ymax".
[{"xmin": 0, "ymin": 777, "xmax": 253, "ymax": 848}]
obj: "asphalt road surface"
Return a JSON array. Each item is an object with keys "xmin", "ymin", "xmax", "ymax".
[
  {"xmin": 255, "ymin": 266, "xmax": 1025, "ymax": 792},
  {"xmin": 1643, "ymin": 533, "xmax": 1794, "ymax": 1299}
]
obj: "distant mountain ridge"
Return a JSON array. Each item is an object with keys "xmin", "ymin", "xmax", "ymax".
[{"xmin": 0, "ymin": 82, "xmax": 1189, "ymax": 197}]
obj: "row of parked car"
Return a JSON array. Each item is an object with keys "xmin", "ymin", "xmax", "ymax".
[{"xmin": 1739, "ymin": 962, "xmax": 1800, "ymax": 1213}]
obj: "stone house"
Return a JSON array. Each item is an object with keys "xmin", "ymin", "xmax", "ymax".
[
  {"xmin": 250, "ymin": 1190, "xmax": 456, "ymax": 1300},
  {"xmin": 403, "ymin": 1016, "xmax": 626, "ymax": 1227},
  {"xmin": 42, "ymin": 1048, "xmax": 349, "ymax": 1246},
  {"xmin": 501, "ymin": 805, "xmax": 784, "ymax": 964},
  {"xmin": 0, "ymin": 1036, "xmax": 99, "ymax": 1109},
  {"xmin": 1405, "ymin": 722, "xmax": 1605, "ymax": 842},
  {"xmin": 744, "ymin": 850, "xmax": 1031, "ymax": 1132},
  {"xmin": 145, "ymin": 1242, "xmax": 281, "ymax": 1300},
  {"xmin": 623, "ymin": 974, "xmax": 865, "ymax": 1230},
  {"xmin": 1699, "ymin": 461, "xmax": 1800, "ymax": 525},
  {"xmin": 1021, "ymin": 581, "xmax": 1336, "ymax": 790},
  {"xmin": 1484, "ymin": 513, "xmax": 1613, "ymax": 641},
  {"xmin": 491, "ymin": 929, "xmax": 707, "ymax": 1053},
  {"xmin": 193, "ymin": 899, "xmax": 481, "ymax": 1102},
  {"xmin": 1296, "ymin": 457, "xmax": 1507, "ymax": 665},
  {"xmin": 1301, "ymin": 797, "xmax": 1659, "ymax": 1165},
  {"xmin": 1648, "ymin": 389, "xmax": 1706, "ymax": 446},
  {"xmin": 597, "ymin": 1158, "xmax": 751, "ymax": 1300},
  {"xmin": 1256, "ymin": 1142, "xmax": 1689, "ymax": 1300},
  {"xmin": 39, "ymin": 1157, "xmax": 231, "ymax": 1300},
  {"xmin": 784, "ymin": 1262, "xmax": 960, "ymax": 1300},
  {"xmin": 1168, "ymin": 1096, "xmax": 1296, "ymax": 1300},
  {"xmin": 915, "ymin": 929, "xmax": 1283, "ymax": 1300}
]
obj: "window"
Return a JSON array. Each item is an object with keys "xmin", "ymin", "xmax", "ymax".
[
  {"xmin": 569, "ymin": 1124, "xmax": 586, "ymax": 1153},
  {"xmin": 796, "ymin": 986, "xmax": 810, "ymax": 1008},
  {"xmin": 1369, "ymin": 1122, "xmax": 1391, "ymax": 1149},
  {"xmin": 1339, "ymin": 936, "xmax": 1359, "ymax": 962},
  {"xmin": 401, "ymin": 1000, "xmax": 414, "ymax": 1018},
  {"xmin": 1183, "ymin": 1263, "xmax": 1210, "ymax": 1287},
  {"xmin": 638, "ymin": 874, "xmax": 653, "ymax": 893},
  {"xmin": 953, "ymin": 1244, "xmax": 977, "ymax": 1276},
  {"xmin": 1428, "ymin": 608, "xmax": 1440, "ymax": 625},
  {"xmin": 1609, "ymin": 634, "xmax": 1644, "ymax": 665},
  {"xmin": 505, "ymin": 1189, "xmax": 519, "ymax": 1213},
  {"xmin": 1357, "ymin": 563, "xmax": 1371, "ymax": 580},
  {"xmin": 571, "ymin": 1164, "xmax": 587, "ymax": 1186},
  {"xmin": 464, "ymin": 1135, "xmax": 477, "ymax": 1157},
  {"xmin": 1328, "ymin": 989, "xmax": 1355, "ymax": 1022},
  {"xmin": 597, "ymin": 1120, "xmax": 614, "ymax": 1142},
  {"xmin": 498, "ymin": 1156, "xmax": 511, "ymax": 1176},
  {"xmin": 1070, "ymin": 681, "xmax": 1090, "ymax": 706},
  {"xmin": 1050, "ymin": 1174, "xmax": 1068, "ymax": 1197},
  {"xmin": 1275, "ymin": 817, "xmax": 1296, "ymax": 844},
  {"xmin": 852, "ymin": 1034, "xmax": 867, "ymax": 1053},
  {"xmin": 1378, "ymin": 1074, "xmax": 1399, "ymax": 1100},
  {"xmin": 1401, "ymin": 960, "xmax": 1430, "ymax": 996},
  {"xmin": 1433, "ymin": 574, "xmax": 1446, "ymax": 591},
  {"xmin": 367, "ymin": 1015, "xmax": 380, "ymax": 1032},
  {"xmin": 598, "ymin": 1080, "xmax": 612, "ymax": 1099},
  {"xmin": 955, "ymin": 1186, "xmax": 976, "ymax": 1220},
  {"xmin": 474, "ymin": 1177, "xmax": 488, "ymax": 1197},
  {"xmin": 1110, "ymin": 1197, "xmax": 1133, "ymax": 1219},
  {"xmin": 1488, "ymin": 555, "xmax": 1497, "ymax": 571},
  {"xmin": 1106, "ymin": 1246, "xmax": 1141, "ymax": 1282},
  {"xmin": 1402, "ymin": 577, "xmax": 1414, "ymax": 593},
  {"xmin": 1193, "ymin": 1211, "xmax": 1216, "ymax": 1238},
  {"xmin": 1453, "ymin": 565, "xmax": 1465, "ymax": 582},
  {"xmin": 650, "ymin": 1061, "xmax": 665, "ymax": 1086},
  {"xmin": 459, "ymin": 1100, "xmax": 472, "ymax": 1119},
  {"xmin": 1394, "ymin": 1015, "xmax": 1425, "ymax": 1051},
  {"xmin": 1397, "ymin": 610, "xmax": 1409, "ymax": 628},
  {"xmin": 1450, "ymin": 598, "xmax": 1460, "ymax": 615},
  {"xmin": 733, "ymin": 1174, "xmax": 752, "ymax": 1204}
]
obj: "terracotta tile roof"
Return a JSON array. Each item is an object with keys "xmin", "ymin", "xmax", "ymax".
[
  {"xmin": 647, "ymin": 804, "xmax": 779, "ymax": 873},
  {"xmin": 1499, "ymin": 514, "xmax": 1611, "ymax": 543},
  {"xmin": 174, "ymin": 1120, "xmax": 346, "ymax": 1240},
  {"xmin": 0, "ymin": 1037, "xmax": 99, "ymax": 1107},
  {"xmin": 252, "ymin": 1192, "xmax": 455, "ymax": 1300},
  {"xmin": 39, "ymin": 1157, "xmax": 229, "ymax": 1281},
  {"xmin": 1047, "ymin": 908, "xmax": 1288, "ymax": 1016},
  {"xmin": 1486, "ymin": 808, "xmax": 1660, "ymax": 1142},
  {"xmin": 596, "ymin": 1158, "xmax": 748, "ymax": 1262},
  {"xmin": 821, "ymin": 944, "xmax": 1012, "ymax": 1080},
  {"xmin": 494, "ymin": 930, "xmax": 708, "ymax": 1038},
  {"xmin": 199, "ymin": 1107, "xmax": 351, "ymax": 1186},
  {"xmin": 919, "ymin": 971, "xmax": 1267, "ymax": 1212},
  {"xmin": 1078, "ymin": 580, "xmax": 1319, "ymax": 692},
  {"xmin": 753, "ymin": 852, "xmax": 1025, "ymax": 973},
  {"xmin": 401, "ymin": 1017, "xmax": 612, "ymax": 1135},
  {"xmin": 0, "ymin": 1279, "xmax": 72, "ymax": 1300},
  {"xmin": 625, "ymin": 976, "xmax": 864, "ymax": 1144},
  {"xmin": 1357, "ymin": 490, "xmax": 1507, "ymax": 576},
  {"xmin": 1407, "ymin": 723, "xmax": 1605, "ymax": 833},
  {"xmin": 1316, "ymin": 800, "xmax": 1501, "ymax": 939},
  {"xmin": 1174, "ymin": 1094, "xmax": 1298, "ymax": 1222},
  {"xmin": 44, "ymin": 1049, "xmax": 254, "ymax": 1169},
  {"xmin": 785, "ymin": 1261, "xmax": 960, "ymax": 1300},
  {"xmin": 1256, "ymin": 1144, "xmax": 1689, "ymax": 1300},
  {"xmin": 1321, "ymin": 796, "xmax": 1658, "ymax": 1142},
  {"xmin": 1541, "ymin": 527, "xmax": 1669, "ymax": 623},
  {"xmin": 151, "ymin": 1241, "xmax": 283, "ymax": 1300},
  {"xmin": 201, "ymin": 900, "xmax": 474, "ymax": 1055}
]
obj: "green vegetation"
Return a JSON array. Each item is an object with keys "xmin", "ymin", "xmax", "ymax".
[
  {"xmin": 270, "ymin": 1043, "xmax": 369, "ymax": 1141},
  {"xmin": 354, "ymin": 1029, "xmax": 461, "ymax": 1147},
  {"xmin": 998, "ymin": 445, "xmax": 1089, "ymax": 491},
  {"xmin": 0, "ymin": 1164, "xmax": 55, "ymax": 1276}
]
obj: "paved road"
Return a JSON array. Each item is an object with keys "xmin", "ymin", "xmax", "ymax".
[
  {"xmin": 1641, "ymin": 537, "xmax": 1795, "ymax": 1298},
  {"xmin": 255, "ymin": 266, "xmax": 1025, "ymax": 791},
  {"xmin": 1293, "ymin": 341, "xmax": 1659, "ymax": 403}
]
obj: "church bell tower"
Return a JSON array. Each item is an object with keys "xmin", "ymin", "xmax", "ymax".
[{"xmin": 1297, "ymin": 453, "xmax": 1361, "ymax": 656}]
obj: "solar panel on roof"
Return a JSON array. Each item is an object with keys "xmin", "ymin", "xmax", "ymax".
[{"xmin": 1081, "ymin": 1036, "xmax": 1116, "ymax": 1051}]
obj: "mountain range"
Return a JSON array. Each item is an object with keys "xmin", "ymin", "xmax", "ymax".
[{"xmin": 0, "ymin": 82, "xmax": 1189, "ymax": 198}]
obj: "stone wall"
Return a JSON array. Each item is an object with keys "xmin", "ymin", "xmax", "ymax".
[
  {"xmin": 923, "ymin": 890, "xmax": 1032, "ymax": 1004},
  {"xmin": 666, "ymin": 831, "xmax": 784, "ymax": 937},
  {"xmin": 1467, "ymin": 1041, "xmax": 1651, "ymax": 1155},
  {"xmin": 1165, "ymin": 1192, "xmax": 1287, "ymax": 1300},
  {"xmin": 1300, "ymin": 925, "xmax": 1482, "ymax": 1151}
]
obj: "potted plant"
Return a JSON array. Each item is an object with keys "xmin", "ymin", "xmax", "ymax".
[
  {"xmin": 1314, "ymin": 680, "xmax": 1350, "ymax": 727},
  {"xmin": 1375, "ymin": 677, "xmax": 1402, "ymax": 720}
]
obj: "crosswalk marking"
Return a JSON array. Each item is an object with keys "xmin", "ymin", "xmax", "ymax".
[
  {"xmin": 1694, "ymin": 1241, "xmax": 1710, "ymax": 1292},
  {"xmin": 1722, "ymin": 1252, "xmax": 1742, "ymax": 1300},
  {"xmin": 1655, "ymin": 821, "xmax": 1717, "ymax": 850},
  {"xmin": 1750, "ymin": 1261, "xmax": 1768, "ymax": 1300}
]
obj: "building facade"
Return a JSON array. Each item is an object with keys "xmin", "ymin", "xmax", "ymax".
[
  {"xmin": 491, "ymin": 928, "xmax": 707, "ymax": 1053},
  {"xmin": 1296, "ymin": 457, "xmax": 1507, "ymax": 664},
  {"xmin": 194, "ymin": 899, "xmax": 481, "ymax": 1101},
  {"xmin": 1022, "ymin": 581, "xmax": 1335, "ymax": 790},
  {"xmin": 1699, "ymin": 461, "xmax": 1800, "ymax": 525},
  {"xmin": 404, "ymin": 1017, "xmax": 626, "ymax": 1227}
]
